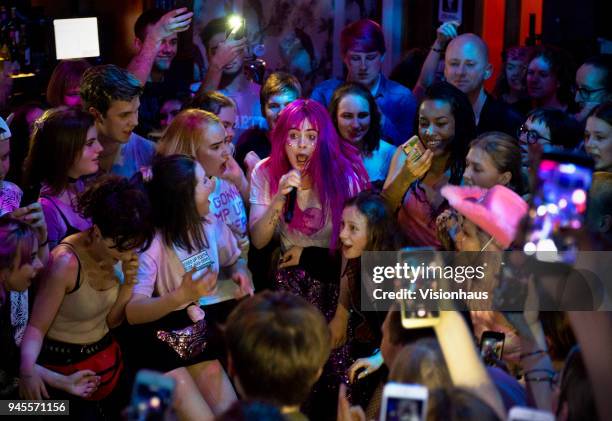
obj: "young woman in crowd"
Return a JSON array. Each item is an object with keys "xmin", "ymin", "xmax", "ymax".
[
  {"xmin": 249, "ymin": 99, "xmax": 368, "ymax": 308},
  {"xmin": 249, "ymin": 99, "xmax": 368, "ymax": 418},
  {"xmin": 493, "ymin": 46, "xmax": 532, "ymax": 116},
  {"xmin": 188, "ymin": 91, "xmax": 238, "ymax": 145},
  {"xmin": 526, "ymin": 45, "xmax": 575, "ymax": 112},
  {"xmin": 439, "ymin": 184, "xmax": 529, "ymax": 368},
  {"xmin": 157, "ymin": 109, "xmax": 249, "ymax": 255},
  {"xmin": 436, "ymin": 131, "xmax": 525, "ymax": 250},
  {"xmin": 23, "ymin": 108, "xmax": 103, "ymax": 249},
  {"xmin": 585, "ymin": 101, "xmax": 612, "ymax": 173},
  {"xmin": 329, "ymin": 191, "xmax": 403, "ymax": 349},
  {"xmin": 125, "ymin": 154, "xmax": 252, "ymax": 417},
  {"xmin": 1, "ymin": 214, "xmax": 100, "ymax": 400},
  {"xmin": 383, "ymin": 81, "xmax": 476, "ymax": 248},
  {"xmin": 328, "ymin": 83, "xmax": 396, "ymax": 185},
  {"xmin": 326, "ymin": 191, "xmax": 404, "ymax": 411},
  {"xmin": 1, "ymin": 116, "xmax": 22, "ymax": 216},
  {"xmin": 19, "ymin": 176, "xmax": 153, "ymax": 418},
  {"xmin": 46, "ymin": 59, "xmax": 92, "ymax": 108},
  {"xmin": 517, "ymin": 107, "xmax": 582, "ymax": 168},
  {"xmin": 463, "ymin": 132, "xmax": 525, "ymax": 193}
]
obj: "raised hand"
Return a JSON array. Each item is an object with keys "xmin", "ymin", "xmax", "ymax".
[
  {"xmin": 11, "ymin": 203, "xmax": 48, "ymax": 244},
  {"xmin": 436, "ymin": 20, "xmax": 460, "ymax": 47},
  {"xmin": 150, "ymin": 8, "xmax": 193, "ymax": 42},
  {"xmin": 405, "ymin": 148, "xmax": 433, "ymax": 179},
  {"xmin": 121, "ymin": 252, "xmax": 140, "ymax": 285},
  {"xmin": 209, "ymin": 37, "xmax": 248, "ymax": 70},
  {"xmin": 347, "ymin": 351, "xmax": 383, "ymax": 383},
  {"xmin": 277, "ymin": 170, "xmax": 301, "ymax": 198}
]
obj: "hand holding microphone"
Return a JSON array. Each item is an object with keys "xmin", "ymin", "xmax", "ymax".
[{"xmin": 277, "ymin": 170, "xmax": 301, "ymax": 223}]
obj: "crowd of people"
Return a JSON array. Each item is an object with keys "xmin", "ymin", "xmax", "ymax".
[{"xmin": 1, "ymin": 8, "xmax": 612, "ymax": 421}]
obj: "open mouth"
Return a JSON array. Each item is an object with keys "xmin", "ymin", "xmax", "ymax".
[
  {"xmin": 426, "ymin": 139, "xmax": 441, "ymax": 149},
  {"xmin": 296, "ymin": 154, "xmax": 310, "ymax": 164}
]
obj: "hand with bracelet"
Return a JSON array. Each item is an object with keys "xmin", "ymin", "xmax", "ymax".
[
  {"xmin": 433, "ymin": 20, "xmax": 460, "ymax": 53},
  {"xmin": 10, "ymin": 203, "xmax": 50, "ymax": 266}
]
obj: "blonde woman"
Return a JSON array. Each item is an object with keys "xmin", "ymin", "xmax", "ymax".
[{"xmin": 157, "ymin": 109, "xmax": 249, "ymax": 255}]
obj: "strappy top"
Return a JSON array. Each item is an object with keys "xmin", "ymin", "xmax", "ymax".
[
  {"xmin": 46, "ymin": 242, "xmax": 119, "ymax": 345},
  {"xmin": 39, "ymin": 181, "xmax": 92, "ymax": 248}
]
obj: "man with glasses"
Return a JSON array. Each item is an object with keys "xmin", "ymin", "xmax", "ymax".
[
  {"xmin": 575, "ymin": 55, "xmax": 612, "ymax": 122},
  {"xmin": 517, "ymin": 108, "xmax": 582, "ymax": 167}
]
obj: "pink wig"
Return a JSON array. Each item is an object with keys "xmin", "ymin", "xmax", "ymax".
[{"xmin": 266, "ymin": 99, "xmax": 369, "ymax": 249}]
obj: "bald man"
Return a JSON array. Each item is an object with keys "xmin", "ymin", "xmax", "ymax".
[{"xmin": 416, "ymin": 26, "xmax": 522, "ymax": 136}]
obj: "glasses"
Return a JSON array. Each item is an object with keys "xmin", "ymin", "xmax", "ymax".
[
  {"xmin": 517, "ymin": 125, "xmax": 551, "ymax": 145},
  {"xmin": 574, "ymin": 86, "xmax": 607, "ymax": 100}
]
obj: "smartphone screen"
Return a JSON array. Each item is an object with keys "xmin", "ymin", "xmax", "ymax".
[
  {"xmin": 384, "ymin": 396, "xmax": 425, "ymax": 421},
  {"xmin": 129, "ymin": 370, "xmax": 175, "ymax": 421},
  {"xmin": 399, "ymin": 248, "xmax": 440, "ymax": 329},
  {"xmin": 381, "ymin": 383, "xmax": 428, "ymax": 421},
  {"xmin": 480, "ymin": 331, "xmax": 505, "ymax": 361},
  {"xmin": 225, "ymin": 16, "xmax": 246, "ymax": 40},
  {"xmin": 402, "ymin": 136, "xmax": 426, "ymax": 164},
  {"xmin": 526, "ymin": 152, "xmax": 593, "ymax": 260},
  {"xmin": 508, "ymin": 406, "xmax": 555, "ymax": 421}
]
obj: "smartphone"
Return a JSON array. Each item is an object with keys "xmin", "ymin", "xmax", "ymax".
[
  {"xmin": 400, "ymin": 298, "xmax": 440, "ymax": 329},
  {"xmin": 507, "ymin": 406, "xmax": 555, "ymax": 421},
  {"xmin": 399, "ymin": 248, "xmax": 440, "ymax": 329},
  {"xmin": 480, "ymin": 330, "xmax": 505, "ymax": 361},
  {"xmin": 129, "ymin": 370, "xmax": 175, "ymax": 421},
  {"xmin": 402, "ymin": 136, "xmax": 427, "ymax": 164},
  {"xmin": 225, "ymin": 15, "xmax": 246, "ymax": 40},
  {"xmin": 525, "ymin": 151, "xmax": 594, "ymax": 262},
  {"xmin": 380, "ymin": 383, "xmax": 428, "ymax": 421}
]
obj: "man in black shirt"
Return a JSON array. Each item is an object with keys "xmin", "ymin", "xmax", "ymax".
[{"xmin": 417, "ymin": 27, "xmax": 522, "ymax": 137}]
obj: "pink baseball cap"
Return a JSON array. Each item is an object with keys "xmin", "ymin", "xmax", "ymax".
[{"xmin": 441, "ymin": 184, "xmax": 529, "ymax": 249}]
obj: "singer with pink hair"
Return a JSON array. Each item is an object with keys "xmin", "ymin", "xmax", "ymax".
[{"xmin": 249, "ymin": 99, "xmax": 368, "ymax": 415}]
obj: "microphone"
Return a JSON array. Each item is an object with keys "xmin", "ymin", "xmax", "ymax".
[{"xmin": 285, "ymin": 187, "xmax": 297, "ymax": 223}]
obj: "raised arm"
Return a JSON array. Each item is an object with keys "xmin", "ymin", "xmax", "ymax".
[
  {"xmin": 434, "ymin": 311, "xmax": 506, "ymax": 420},
  {"xmin": 413, "ymin": 21, "xmax": 459, "ymax": 101},
  {"xmin": 196, "ymin": 37, "xmax": 247, "ymax": 93},
  {"xmin": 106, "ymin": 252, "xmax": 139, "ymax": 329},
  {"xmin": 127, "ymin": 8, "xmax": 193, "ymax": 85},
  {"xmin": 381, "ymin": 148, "xmax": 433, "ymax": 212}
]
